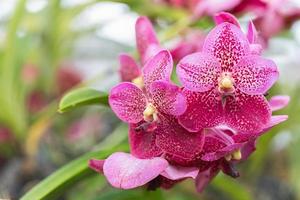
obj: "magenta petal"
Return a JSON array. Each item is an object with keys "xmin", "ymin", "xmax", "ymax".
[
  {"xmin": 89, "ymin": 159, "xmax": 105, "ymax": 173},
  {"xmin": 247, "ymin": 21, "xmax": 258, "ymax": 44},
  {"xmin": 119, "ymin": 54, "xmax": 141, "ymax": 82},
  {"xmin": 135, "ymin": 16, "xmax": 159, "ymax": 64},
  {"xmin": 177, "ymin": 52, "xmax": 221, "ymax": 92},
  {"xmin": 195, "ymin": 166, "xmax": 220, "ymax": 193},
  {"xmin": 250, "ymin": 44, "xmax": 263, "ymax": 55},
  {"xmin": 269, "ymin": 95, "xmax": 290, "ymax": 112},
  {"xmin": 225, "ymin": 91, "xmax": 271, "ymax": 133},
  {"xmin": 143, "ymin": 50, "xmax": 173, "ymax": 91},
  {"xmin": 129, "ymin": 123, "xmax": 162, "ymax": 159},
  {"xmin": 203, "ymin": 22, "xmax": 250, "ymax": 72},
  {"xmin": 233, "ymin": 56, "xmax": 279, "ymax": 95},
  {"xmin": 109, "ymin": 82, "xmax": 146, "ymax": 123},
  {"xmin": 103, "ymin": 152, "xmax": 168, "ymax": 189},
  {"xmin": 262, "ymin": 115, "xmax": 288, "ymax": 132},
  {"xmin": 160, "ymin": 165, "xmax": 199, "ymax": 180},
  {"xmin": 214, "ymin": 12, "xmax": 241, "ymax": 28},
  {"xmin": 150, "ymin": 81, "xmax": 187, "ymax": 116},
  {"xmin": 241, "ymin": 139, "xmax": 256, "ymax": 160},
  {"xmin": 178, "ymin": 89, "xmax": 223, "ymax": 132},
  {"xmin": 156, "ymin": 114, "xmax": 205, "ymax": 159}
]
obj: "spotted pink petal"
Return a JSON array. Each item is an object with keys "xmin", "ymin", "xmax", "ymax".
[
  {"xmin": 214, "ymin": 12, "xmax": 241, "ymax": 28},
  {"xmin": 118, "ymin": 54, "xmax": 141, "ymax": 82},
  {"xmin": 178, "ymin": 89, "xmax": 223, "ymax": 132},
  {"xmin": 143, "ymin": 50, "xmax": 173, "ymax": 91},
  {"xmin": 177, "ymin": 52, "xmax": 221, "ymax": 92},
  {"xmin": 250, "ymin": 44, "xmax": 263, "ymax": 55},
  {"xmin": 269, "ymin": 95, "xmax": 290, "ymax": 112},
  {"xmin": 103, "ymin": 152, "xmax": 168, "ymax": 189},
  {"xmin": 89, "ymin": 159, "xmax": 105, "ymax": 173},
  {"xmin": 224, "ymin": 91, "xmax": 272, "ymax": 133},
  {"xmin": 109, "ymin": 82, "xmax": 146, "ymax": 123},
  {"xmin": 240, "ymin": 139, "xmax": 256, "ymax": 160},
  {"xmin": 156, "ymin": 114, "xmax": 205, "ymax": 159},
  {"xmin": 247, "ymin": 20, "xmax": 258, "ymax": 44},
  {"xmin": 203, "ymin": 22, "xmax": 250, "ymax": 72},
  {"xmin": 135, "ymin": 16, "xmax": 159, "ymax": 65},
  {"xmin": 150, "ymin": 81, "xmax": 187, "ymax": 116},
  {"xmin": 129, "ymin": 123, "xmax": 162, "ymax": 159},
  {"xmin": 161, "ymin": 165, "xmax": 199, "ymax": 180},
  {"xmin": 233, "ymin": 56, "xmax": 279, "ymax": 95}
]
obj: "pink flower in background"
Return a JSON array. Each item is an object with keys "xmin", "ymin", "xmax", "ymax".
[
  {"xmin": 177, "ymin": 17, "xmax": 279, "ymax": 133},
  {"xmin": 110, "ymin": 50, "xmax": 186, "ymax": 130},
  {"xmin": 56, "ymin": 66, "xmax": 82, "ymax": 95},
  {"xmin": 170, "ymin": 30, "xmax": 206, "ymax": 62},
  {"xmin": 119, "ymin": 17, "xmax": 162, "ymax": 82}
]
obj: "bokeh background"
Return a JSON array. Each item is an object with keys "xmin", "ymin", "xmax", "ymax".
[{"xmin": 0, "ymin": 0, "xmax": 300, "ymax": 199}]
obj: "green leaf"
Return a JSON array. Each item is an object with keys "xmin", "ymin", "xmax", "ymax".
[
  {"xmin": 21, "ymin": 124, "xmax": 129, "ymax": 200},
  {"xmin": 58, "ymin": 88, "xmax": 109, "ymax": 113}
]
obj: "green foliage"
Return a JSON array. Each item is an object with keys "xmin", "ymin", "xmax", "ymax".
[{"xmin": 58, "ymin": 88, "xmax": 109, "ymax": 113}]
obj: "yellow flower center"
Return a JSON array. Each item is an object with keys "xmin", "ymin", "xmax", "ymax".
[
  {"xmin": 143, "ymin": 103, "xmax": 158, "ymax": 122},
  {"xmin": 132, "ymin": 76, "xmax": 144, "ymax": 88},
  {"xmin": 225, "ymin": 149, "xmax": 242, "ymax": 161},
  {"xmin": 218, "ymin": 73, "xmax": 234, "ymax": 92}
]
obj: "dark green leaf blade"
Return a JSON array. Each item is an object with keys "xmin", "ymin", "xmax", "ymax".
[{"xmin": 58, "ymin": 88, "xmax": 109, "ymax": 113}]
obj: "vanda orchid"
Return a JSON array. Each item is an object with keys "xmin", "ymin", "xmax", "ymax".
[{"xmin": 89, "ymin": 13, "xmax": 289, "ymax": 192}]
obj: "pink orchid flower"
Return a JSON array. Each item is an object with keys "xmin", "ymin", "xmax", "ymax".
[
  {"xmin": 177, "ymin": 16, "xmax": 279, "ymax": 133},
  {"xmin": 119, "ymin": 17, "xmax": 162, "ymax": 82},
  {"xmin": 110, "ymin": 50, "xmax": 187, "ymax": 130}
]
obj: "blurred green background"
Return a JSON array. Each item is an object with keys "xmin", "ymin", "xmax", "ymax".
[{"xmin": 0, "ymin": 0, "xmax": 300, "ymax": 199}]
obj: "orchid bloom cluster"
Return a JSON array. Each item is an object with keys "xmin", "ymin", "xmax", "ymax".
[{"xmin": 89, "ymin": 13, "xmax": 289, "ymax": 192}]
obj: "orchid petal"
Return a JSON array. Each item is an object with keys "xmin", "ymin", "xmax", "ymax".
[
  {"xmin": 269, "ymin": 95, "xmax": 290, "ymax": 112},
  {"xmin": 177, "ymin": 52, "xmax": 221, "ymax": 92},
  {"xmin": 195, "ymin": 165, "xmax": 220, "ymax": 192},
  {"xmin": 233, "ymin": 56, "xmax": 279, "ymax": 95},
  {"xmin": 150, "ymin": 81, "xmax": 187, "ymax": 116},
  {"xmin": 214, "ymin": 12, "xmax": 241, "ymax": 28},
  {"xmin": 225, "ymin": 91, "xmax": 272, "ymax": 133},
  {"xmin": 89, "ymin": 159, "xmax": 104, "ymax": 173},
  {"xmin": 129, "ymin": 123, "xmax": 162, "ymax": 159},
  {"xmin": 178, "ymin": 89, "xmax": 223, "ymax": 132},
  {"xmin": 161, "ymin": 165, "xmax": 199, "ymax": 180},
  {"xmin": 109, "ymin": 82, "xmax": 146, "ymax": 123},
  {"xmin": 135, "ymin": 16, "xmax": 159, "ymax": 64},
  {"xmin": 119, "ymin": 54, "xmax": 141, "ymax": 82},
  {"xmin": 203, "ymin": 22, "xmax": 250, "ymax": 72},
  {"xmin": 143, "ymin": 50, "xmax": 173, "ymax": 91},
  {"xmin": 103, "ymin": 152, "xmax": 168, "ymax": 189},
  {"xmin": 156, "ymin": 114, "xmax": 205, "ymax": 159},
  {"xmin": 247, "ymin": 20, "xmax": 258, "ymax": 44}
]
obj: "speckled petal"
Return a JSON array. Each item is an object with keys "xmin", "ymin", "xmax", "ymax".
[
  {"xmin": 203, "ymin": 22, "xmax": 250, "ymax": 72},
  {"xmin": 224, "ymin": 91, "xmax": 272, "ymax": 133},
  {"xmin": 109, "ymin": 82, "xmax": 146, "ymax": 123},
  {"xmin": 143, "ymin": 50, "xmax": 173, "ymax": 91},
  {"xmin": 160, "ymin": 165, "xmax": 199, "ymax": 180},
  {"xmin": 135, "ymin": 16, "xmax": 160, "ymax": 64},
  {"xmin": 177, "ymin": 52, "xmax": 221, "ymax": 92},
  {"xmin": 233, "ymin": 56, "xmax": 279, "ymax": 95},
  {"xmin": 178, "ymin": 89, "xmax": 223, "ymax": 132},
  {"xmin": 269, "ymin": 95, "xmax": 290, "ymax": 112},
  {"xmin": 129, "ymin": 123, "xmax": 162, "ymax": 159},
  {"xmin": 214, "ymin": 12, "xmax": 241, "ymax": 28},
  {"xmin": 118, "ymin": 54, "xmax": 141, "ymax": 82},
  {"xmin": 150, "ymin": 81, "xmax": 187, "ymax": 116},
  {"xmin": 103, "ymin": 152, "xmax": 168, "ymax": 189},
  {"xmin": 156, "ymin": 114, "xmax": 205, "ymax": 160}
]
